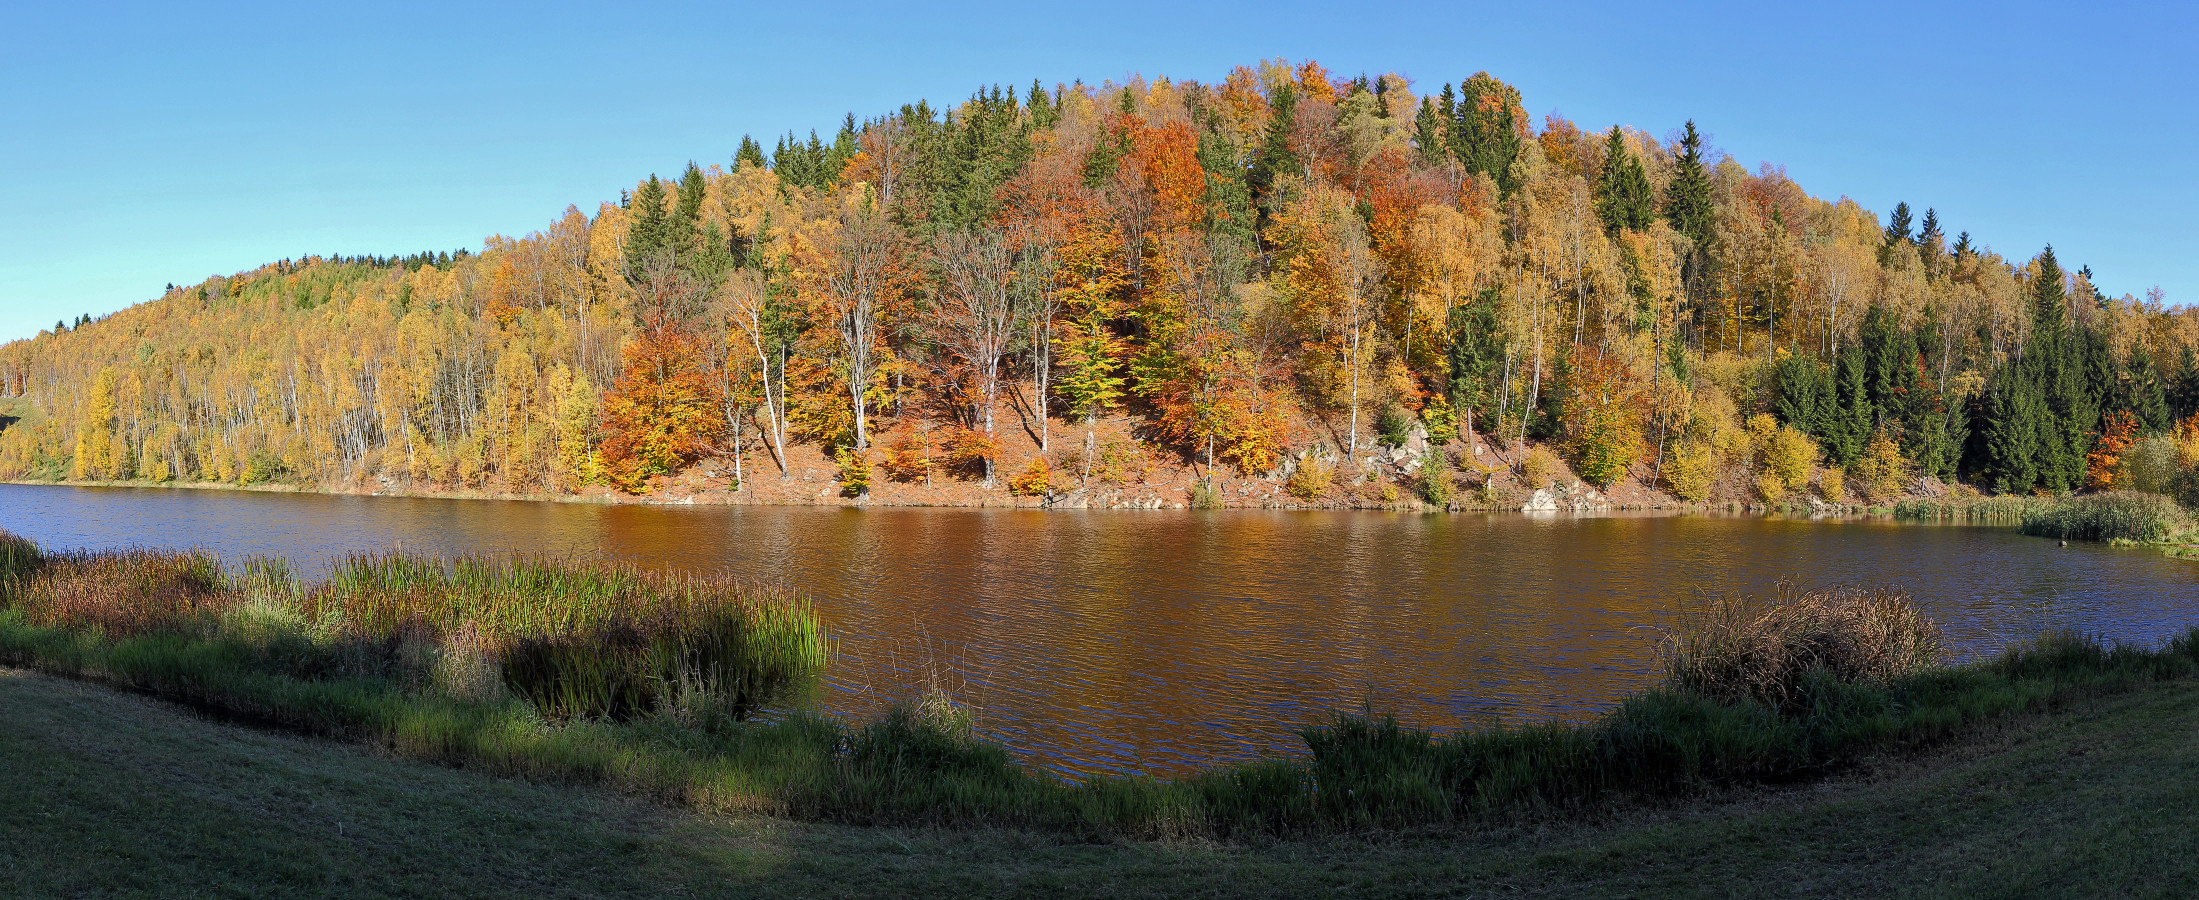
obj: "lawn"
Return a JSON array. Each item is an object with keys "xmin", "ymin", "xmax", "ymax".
[{"xmin": 5, "ymin": 666, "xmax": 2196, "ymax": 899}]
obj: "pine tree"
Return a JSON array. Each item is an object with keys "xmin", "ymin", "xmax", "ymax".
[
  {"xmin": 1823, "ymin": 347, "xmax": 1873, "ymax": 466},
  {"xmin": 1981, "ymin": 366, "xmax": 2045, "ymax": 494},
  {"xmin": 1412, "ymin": 97, "xmax": 1445, "ymax": 163},
  {"xmin": 1882, "ymin": 202, "xmax": 1913, "ymax": 255},
  {"xmin": 2169, "ymin": 347, "xmax": 2199, "ymax": 421},
  {"xmin": 1246, "ymin": 82, "xmax": 1299, "ymax": 216},
  {"xmin": 668, "ymin": 163, "xmax": 708, "ymax": 265},
  {"xmin": 1594, "ymin": 126, "xmax": 1654, "ymax": 233}
]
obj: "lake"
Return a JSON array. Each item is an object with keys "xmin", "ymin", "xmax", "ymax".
[{"xmin": 5, "ymin": 484, "xmax": 2194, "ymax": 777}]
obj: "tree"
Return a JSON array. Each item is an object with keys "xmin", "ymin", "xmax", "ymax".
[
  {"xmin": 1594, "ymin": 126, "xmax": 1654, "ymax": 233},
  {"xmin": 1662, "ymin": 121, "xmax": 1716, "ymax": 248},
  {"xmin": 801, "ymin": 193, "xmax": 904, "ymax": 452},
  {"xmin": 1452, "ymin": 73, "xmax": 1527, "ymax": 195},
  {"xmin": 930, "ymin": 228, "xmax": 1020, "ymax": 482}
]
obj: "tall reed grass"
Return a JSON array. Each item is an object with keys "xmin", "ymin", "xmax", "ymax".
[
  {"xmin": 1891, "ymin": 494, "xmax": 2051, "ymax": 524},
  {"xmin": 2015, "ymin": 491, "xmax": 2191, "ymax": 543}
]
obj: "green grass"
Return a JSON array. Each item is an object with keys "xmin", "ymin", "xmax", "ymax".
[
  {"xmin": 6, "ymin": 529, "xmax": 2199, "ymax": 843},
  {"xmin": 2015, "ymin": 490, "xmax": 2192, "ymax": 543},
  {"xmin": 1891, "ymin": 494, "xmax": 2054, "ymax": 524},
  {"xmin": 6, "ymin": 665, "xmax": 2199, "ymax": 898}
]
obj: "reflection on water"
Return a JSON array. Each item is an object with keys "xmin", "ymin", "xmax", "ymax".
[{"xmin": 7, "ymin": 484, "xmax": 2195, "ymax": 776}]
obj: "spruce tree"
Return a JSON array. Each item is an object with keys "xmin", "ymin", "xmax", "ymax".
[
  {"xmin": 1451, "ymin": 73, "xmax": 1525, "ymax": 195},
  {"xmin": 1027, "ymin": 79, "xmax": 1057, "ymax": 129},
  {"xmin": 2119, "ymin": 344, "xmax": 2171, "ymax": 432},
  {"xmin": 736, "ymin": 135, "xmax": 767, "ymax": 170},
  {"xmin": 1246, "ymin": 82, "xmax": 1299, "ymax": 217},
  {"xmin": 624, "ymin": 176, "xmax": 669, "ymax": 277},
  {"xmin": 1981, "ymin": 366, "xmax": 2045, "ymax": 494},
  {"xmin": 1446, "ymin": 289, "xmax": 1505, "ymax": 428},
  {"xmin": 1662, "ymin": 121, "xmax": 1715, "ymax": 248},
  {"xmin": 668, "ymin": 162, "xmax": 708, "ymax": 264},
  {"xmin": 1412, "ymin": 98, "xmax": 1445, "ymax": 163},
  {"xmin": 1823, "ymin": 347, "xmax": 1873, "ymax": 466},
  {"xmin": 1594, "ymin": 126, "xmax": 1654, "ymax": 233},
  {"xmin": 2170, "ymin": 347, "xmax": 2199, "ymax": 422}
]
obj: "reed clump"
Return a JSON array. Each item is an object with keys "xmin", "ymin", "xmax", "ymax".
[
  {"xmin": 2016, "ymin": 491, "xmax": 2190, "ymax": 543},
  {"xmin": 1892, "ymin": 494, "xmax": 2050, "ymax": 523},
  {"xmin": 7, "ymin": 549, "xmax": 235, "ymax": 638},
  {"xmin": 303, "ymin": 554, "xmax": 828, "ymax": 721},
  {"xmin": 1663, "ymin": 583, "xmax": 1946, "ymax": 713}
]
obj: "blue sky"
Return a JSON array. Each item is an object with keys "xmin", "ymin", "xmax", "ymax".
[{"xmin": 3, "ymin": 1, "xmax": 2191, "ymax": 342}]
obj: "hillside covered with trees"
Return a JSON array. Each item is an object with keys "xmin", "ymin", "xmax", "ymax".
[{"xmin": 7, "ymin": 60, "xmax": 2199, "ymax": 507}]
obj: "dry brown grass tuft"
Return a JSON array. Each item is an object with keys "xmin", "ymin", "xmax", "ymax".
[
  {"xmin": 9, "ymin": 549, "xmax": 235, "ymax": 637},
  {"xmin": 1663, "ymin": 582, "xmax": 1947, "ymax": 712}
]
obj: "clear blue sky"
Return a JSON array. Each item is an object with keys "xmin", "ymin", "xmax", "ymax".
[{"xmin": 3, "ymin": 1, "xmax": 2191, "ymax": 342}]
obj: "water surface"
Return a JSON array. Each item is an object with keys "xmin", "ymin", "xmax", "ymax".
[{"xmin": 6, "ymin": 484, "xmax": 2194, "ymax": 776}]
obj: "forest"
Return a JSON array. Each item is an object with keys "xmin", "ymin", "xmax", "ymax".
[{"xmin": 7, "ymin": 59, "xmax": 2199, "ymax": 507}]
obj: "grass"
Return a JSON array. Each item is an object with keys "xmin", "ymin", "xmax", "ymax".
[
  {"xmin": 2015, "ymin": 490, "xmax": 2192, "ymax": 543},
  {"xmin": 1896, "ymin": 490, "xmax": 2195, "ymax": 549},
  {"xmin": 7, "ymin": 529, "xmax": 2199, "ymax": 847},
  {"xmin": 7, "ymin": 666, "xmax": 2199, "ymax": 898}
]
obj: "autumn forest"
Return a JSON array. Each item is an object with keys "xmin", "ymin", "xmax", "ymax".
[{"xmin": 9, "ymin": 60, "xmax": 2199, "ymax": 508}]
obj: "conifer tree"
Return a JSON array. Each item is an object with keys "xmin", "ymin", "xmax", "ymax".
[
  {"xmin": 736, "ymin": 136, "xmax": 767, "ymax": 170},
  {"xmin": 1451, "ymin": 73, "xmax": 1525, "ymax": 195},
  {"xmin": 2118, "ymin": 344, "xmax": 2171, "ymax": 433},
  {"xmin": 625, "ymin": 176, "xmax": 669, "ymax": 277},
  {"xmin": 668, "ymin": 163, "xmax": 708, "ymax": 265},
  {"xmin": 1594, "ymin": 126, "xmax": 1654, "ymax": 233},
  {"xmin": 1662, "ymin": 121, "xmax": 1715, "ymax": 247}
]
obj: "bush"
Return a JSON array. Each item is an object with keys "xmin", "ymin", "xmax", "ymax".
[
  {"xmin": 1189, "ymin": 482, "xmax": 1224, "ymax": 509},
  {"xmin": 1421, "ymin": 395, "xmax": 1458, "ymax": 446},
  {"xmin": 1819, "ymin": 466, "xmax": 1845, "ymax": 503},
  {"xmin": 1850, "ymin": 430, "xmax": 1908, "ymax": 499},
  {"xmin": 2115, "ymin": 436, "xmax": 2181, "ymax": 497},
  {"xmin": 835, "ymin": 446, "xmax": 871, "ymax": 497},
  {"xmin": 1375, "ymin": 405, "xmax": 1413, "ymax": 448},
  {"xmin": 1006, "ymin": 457, "xmax": 1053, "ymax": 497},
  {"xmin": 1664, "ymin": 441, "xmax": 1714, "ymax": 503},
  {"xmin": 1763, "ymin": 424, "xmax": 1820, "ymax": 491},
  {"xmin": 879, "ymin": 427, "xmax": 934, "ymax": 483},
  {"xmin": 1521, "ymin": 448, "xmax": 1562, "ymax": 489},
  {"xmin": 941, "ymin": 427, "xmax": 1001, "ymax": 477},
  {"xmin": 1416, "ymin": 447, "xmax": 1453, "ymax": 506},
  {"xmin": 1662, "ymin": 583, "xmax": 1947, "ymax": 713},
  {"xmin": 1754, "ymin": 471, "xmax": 1787, "ymax": 504},
  {"xmin": 1286, "ymin": 454, "xmax": 1333, "ymax": 501}
]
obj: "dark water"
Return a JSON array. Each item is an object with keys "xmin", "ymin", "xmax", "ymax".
[{"xmin": 5, "ymin": 484, "xmax": 2195, "ymax": 776}]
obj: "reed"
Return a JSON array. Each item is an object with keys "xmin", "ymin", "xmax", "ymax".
[
  {"xmin": 2016, "ymin": 491, "xmax": 2191, "ymax": 543},
  {"xmin": 1891, "ymin": 494, "xmax": 2050, "ymax": 523}
]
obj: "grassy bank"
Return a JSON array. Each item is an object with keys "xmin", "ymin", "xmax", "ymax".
[
  {"xmin": 4, "ymin": 531, "xmax": 2198, "ymax": 840},
  {"xmin": 9, "ymin": 667, "xmax": 2199, "ymax": 898}
]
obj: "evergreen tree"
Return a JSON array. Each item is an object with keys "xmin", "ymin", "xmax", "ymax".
[
  {"xmin": 1772, "ymin": 356, "xmax": 1832, "ymax": 434},
  {"xmin": 1980, "ymin": 366, "xmax": 2046, "ymax": 494},
  {"xmin": 1916, "ymin": 207, "xmax": 1944, "ymax": 275},
  {"xmin": 667, "ymin": 162, "xmax": 708, "ymax": 264},
  {"xmin": 2117, "ymin": 344, "xmax": 2171, "ymax": 433},
  {"xmin": 1027, "ymin": 79, "xmax": 1058, "ymax": 129},
  {"xmin": 1662, "ymin": 121, "xmax": 1715, "ymax": 248},
  {"xmin": 1446, "ymin": 289, "xmax": 1505, "ymax": 431},
  {"xmin": 1594, "ymin": 126, "xmax": 1654, "ymax": 233},
  {"xmin": 1412, "ymin": 97, "xmax": 1445, "ymax": 162},
  {"xmin": 1246, "ymin": 82, "xmax": 1299, "ymax": 218},
  {"xmin": 1451, "ymin": 72, "xmax": 1525, "ymax": 195},
  {"xmin": 2170, "ymin": 347, "xmax": 2199, "ymax": 422},
  {"xmin": 934, "ymin": 85, "xmax": 1031, "ymax": 229},
  {"xmin": 624, "ymin": 176, "xmax": 670, "ymax": 277},
  {"xmin": 735, "ymin": 135, "xmax": 767, "ymax": 170},
  {"xmin": 1823, "ymin": 346, "xmax": 1873, "ymax": 466},
  {"xmin": 1881, "ymin": 201, "xmax": 1913, "ymax": 265}
]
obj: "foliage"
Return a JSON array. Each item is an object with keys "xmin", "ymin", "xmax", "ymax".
[
  {"xmin": 834, "ymin": 446, "xmax": 870, "ymax": 497},
  {"xmin": 1820, "ymin": 465, "xmax": 1845, "ymax": 503},
  {"xmin": 1850, "ymin": 430, "xmax": 1908, "ymax": 500},
  {"xmin": 1662, "ymin": 584, "xmax": 1946, "ymax": 713},
  {"xmin": 1521, "ymin": 447, "xmax": 1562, "ymax": 489},
  {"xmin": 1664, "ymin": 441, "xmax": 1716, "ymax": 503},
  {"xmin": 1006, "ymin": 456, "xmax": 1054, "ymax": 497},
  {"xmin": 3, "ymin": 61, "xmax": 2192, "ymax": 508},
  {"xmin": 1416, "ymin": 446, "xmax": 1453, "ymax": 506},
  {"xmin": 1287, "ymin": 454, "xmax": 1334, "ymax": 501},
  {"xmin": 2086, "ymin": 411, "xmax": 2140, "ymax": 490}
]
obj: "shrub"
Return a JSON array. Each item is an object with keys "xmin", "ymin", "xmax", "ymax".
[
  {"xmin": 835, "ymin": 446, "xmax": 871, "ymax": 497},
  {"xmin": 1421, "ymin": 394, "xmax": 1458, "ymax": 445},
  {"xmin": 1754, "ymin": 471, "xmax": 1787, "ymax": 504},
  {"xmin": 1416, "ymin": 447, "xmax": 1453, "ymax": 506},
  {"xmin": 2115, "ymin": 436, "xmax": 2181, "ymax": 497},
  {"xmin": 1006, "ymin": 457, "xmax": 1053, "ymax": 497},
  {"xmin": 1286, "ymin": 455, "xmax": 1333, "ymax": 501},
  {"xmin": 1664, "ymin": 441, "xmax": 1714, "ymax": 502},
  {"xmin": 1521, "ymin": 447, "xmax": 1562, "ymax": 489},
  {"xmin": 1850, "ymin": 430, "xmax": 1908, "ymax": 499},
  {"xmin": 1375, "ymin": 405, "xmax": 1413, "ymax": 448},
  {"xmin": 1819, "ymin": 466, "xmax": 1845, "ymax": 503},
  {"xmin": 1189, "ymin": 482, "xmax": 1224, "ymax": 509},
  {"xmin": 1763, "ymin": 425, "xmax": 1820, "ymax": 492},
  {"xmin": 1662, "ymin": 583, "xmax": 1947, "ymax": 713},
  {"xmin": 879, "ymin": 426, "xmax": 933, "ymax": 483},
  {"xmin": 940, "ymin": 427, "xmax": 1001, "ymax": 477}
]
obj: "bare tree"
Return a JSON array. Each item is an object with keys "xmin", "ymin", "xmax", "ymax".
[
  {"xmin": 815, "ymin": 199, "xmax": 899, "ymax": 451},
  {"xmin": 931, "ymin": 227, "xmax": 1020, "ymax": 482},
  {"xmin": 721, "ymin": 269, "xmax": 788, "ymax": 473}
]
